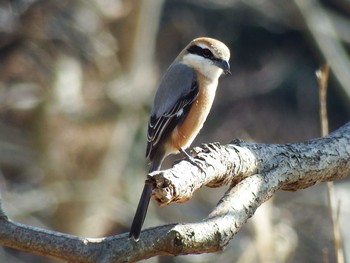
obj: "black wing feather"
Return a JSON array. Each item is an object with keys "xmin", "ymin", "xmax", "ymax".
[{"xmin": 146, "ymin": 80, "xmax": 198, "ymax": 160}]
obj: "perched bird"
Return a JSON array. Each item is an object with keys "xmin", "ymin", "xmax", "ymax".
[{"xmin": 129, "ymin": 37, "xmax": 230, "ymax": 240}]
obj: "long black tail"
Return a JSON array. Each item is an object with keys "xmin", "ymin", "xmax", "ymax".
[
  {"xmin": 129, "ymin": 183, "xmax": 152, "ymax": 240},
  {"xmin": 129, "ymin": 160, "xmax": 162, "ymax": 240}
]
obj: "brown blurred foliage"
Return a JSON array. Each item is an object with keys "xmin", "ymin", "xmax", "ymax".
[{"xmin": 0, "ymin": 0, "xmax": 349, "ymax": 262}]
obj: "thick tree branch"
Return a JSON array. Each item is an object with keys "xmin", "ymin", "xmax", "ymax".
[
  {"xmin": 0, "ymin": 122, "xmax": 349, "ymax": 262},
  {"xmin": 150, "ymin": 122, "xmax": 350, "ymax": 205}
]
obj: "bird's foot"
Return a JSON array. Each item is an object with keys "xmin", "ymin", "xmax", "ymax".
[{"xmin": 179, "ymin": 148, "xmax": 205, "ymax": 173}]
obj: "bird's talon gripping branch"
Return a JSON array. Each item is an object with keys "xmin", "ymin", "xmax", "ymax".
[{"xmin": 179, "ymin": 148, "xmax": 205, "ymax": 173}]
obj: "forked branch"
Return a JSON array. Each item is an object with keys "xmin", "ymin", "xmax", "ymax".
[{"xmin": 0, "ymin": 122, "xmax": 349, "ymax": 262}]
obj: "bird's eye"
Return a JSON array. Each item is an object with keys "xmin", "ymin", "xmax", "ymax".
[{"xmin": 202, "ymin": 48, "xmax": 212, "ymax": 58}]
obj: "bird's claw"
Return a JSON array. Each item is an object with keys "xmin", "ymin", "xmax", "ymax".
[{"xmin": 179, "ymin": 148, "xmax": 205, "ymax": 173}]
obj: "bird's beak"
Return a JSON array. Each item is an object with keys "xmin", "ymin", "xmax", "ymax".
[{"xmin": 216, "ymin": 59, "xmax": 231, "ymax": 74}]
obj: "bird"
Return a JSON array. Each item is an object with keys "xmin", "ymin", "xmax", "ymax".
[{"xmin": 129, "ymin": 37, "xmax": 230, "ymax": 240}]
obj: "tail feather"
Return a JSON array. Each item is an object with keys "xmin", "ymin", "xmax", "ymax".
[
  {"xmin": 129, "ymin": 159, "xmax": 163, "ymax": 240},
  {"xmin": 129, "ymin": 184, "xmax": 152, "ymax": 240}
]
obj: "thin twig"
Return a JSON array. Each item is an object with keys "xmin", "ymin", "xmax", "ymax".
[
  {"xmin": 316, "ymin": 64, "xmax": 329, "ymax": 136},
  {"xmin": 316, "ymin": 63, "xmax": 344, "ymax": 263}
]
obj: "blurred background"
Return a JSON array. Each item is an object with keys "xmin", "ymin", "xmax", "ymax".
[{"xmin": 0, "ymin": 0, "xmax": 349, "ymax": 262}]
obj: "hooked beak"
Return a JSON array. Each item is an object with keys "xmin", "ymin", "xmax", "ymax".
[{"xmin": 215, "ymin": 59, "xmax": 231, "ymax": 74}]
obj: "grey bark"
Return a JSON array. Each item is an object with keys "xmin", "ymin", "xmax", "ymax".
[{"xmin": 0, "ymin": 122, "xmax": 349, "ymax": 262}]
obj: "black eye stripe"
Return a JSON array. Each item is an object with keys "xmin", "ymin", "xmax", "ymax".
[{"xmin": 187, "ymin": 45, "xmax": 215, "ymax": 60}]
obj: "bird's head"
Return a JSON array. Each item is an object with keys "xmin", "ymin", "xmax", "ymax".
[{"xmin": 180, "ymin": 37, "xmax": 231, "ymax": 80}]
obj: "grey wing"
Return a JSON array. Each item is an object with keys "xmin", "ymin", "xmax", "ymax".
[
  {"xmin": 146, "ymin": 62, "xmax": 199, "ymax": 160},
  {"xmin": 151, "ymin": 62, "xmax": 197, "ymax": 117}
]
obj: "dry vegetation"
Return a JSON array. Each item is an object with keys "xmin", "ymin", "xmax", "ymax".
[{"xmin": 0, "ymin": 0, "xmax": 349, "ymax": 262}]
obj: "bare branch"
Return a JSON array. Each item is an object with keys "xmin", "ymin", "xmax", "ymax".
[
  {"xmin": 0, "ymin": 122, "xmax": 349, "ymax": 262},
  {"xmin": 150, "ymin": 122, "xmax": 350, "ymax": 205}
]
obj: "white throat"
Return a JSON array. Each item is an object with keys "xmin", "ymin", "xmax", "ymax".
[{"xmin": 182, "ymin": 53, "xmax": 223, "ymax": 81}]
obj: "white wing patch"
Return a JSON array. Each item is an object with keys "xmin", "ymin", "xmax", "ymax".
[{"xmin": 176, "ymin": 108, "xmax": 183, "ymax": 117}]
